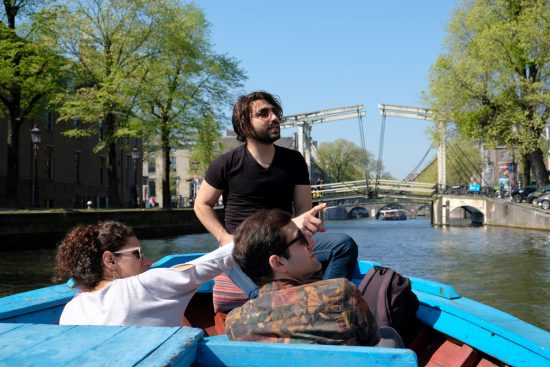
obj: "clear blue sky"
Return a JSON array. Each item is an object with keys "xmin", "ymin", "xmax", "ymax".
[{"xmin": 199, "ymin": 1, "xmax": 457, "ymax": 179}]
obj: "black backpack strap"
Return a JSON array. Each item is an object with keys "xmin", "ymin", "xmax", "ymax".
[
  {"xmin": 377, "ymin": 268, "xmax": 395, "ymax": 327},
  {"xmin": 358, "ymin": 266, "xmax": 377, "ymax": 293}
]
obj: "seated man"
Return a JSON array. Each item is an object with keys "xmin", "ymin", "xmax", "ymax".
[{"xmin": 225, "ymin": 209, "xmax": 402, "ymax": 348}]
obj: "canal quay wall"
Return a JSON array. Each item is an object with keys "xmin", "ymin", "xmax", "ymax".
[
  {"xmin": 433, "ymin": 196, "xmax": 550, "ymax": 231},
  {"xmin": 0, "ymin": 208, "xmax": 223, "ymax": 251}
]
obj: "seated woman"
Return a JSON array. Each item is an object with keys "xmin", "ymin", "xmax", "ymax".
[{"xmin": 54, "ymin": 220, "xmax": 234, "ymax": 326}]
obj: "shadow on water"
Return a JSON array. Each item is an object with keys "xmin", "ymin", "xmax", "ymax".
[{"xmin": 0, "ymin": 248, "xmax": 57, "ymax": 296}]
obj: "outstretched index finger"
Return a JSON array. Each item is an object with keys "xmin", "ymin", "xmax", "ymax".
[{"xmin": 309, "ymin": 202, "xmax": 327, "ymax": 217}]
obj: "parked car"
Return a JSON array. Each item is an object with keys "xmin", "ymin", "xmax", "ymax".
[
  {"xmin": 532, "ymin": 192, "xmax": 550, "ymax": 210},
  {"xmin": 527, "ymin": 184, "xmax": 550, "ymax": 204},
  {"xmin": 511, "ymin": 183, "xmax": 538, "ymax": 203}
]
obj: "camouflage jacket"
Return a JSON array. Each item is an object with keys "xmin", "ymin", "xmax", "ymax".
[{"xmin": 225, "ymin": 278, "xmax": 380, "ymax": 346}]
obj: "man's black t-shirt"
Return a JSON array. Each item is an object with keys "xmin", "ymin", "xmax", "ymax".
[{"xmin": 205, "ymin": 144, "xmax": 310, "ymax": 233}]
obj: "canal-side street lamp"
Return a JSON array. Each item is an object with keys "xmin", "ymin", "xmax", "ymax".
[
  {"xmin": 131, "ymin": 147, "xmax": 140, "ymax": 207},
  {"xmin": 30, "ymin": 126, "xmax": 42, "ymax": 208}
]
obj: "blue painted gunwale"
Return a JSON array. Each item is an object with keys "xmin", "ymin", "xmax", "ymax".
[
  {"xmin": 0, "ymin": 323, "xmax": 203, "ymax": 366},
  {"xmin": 0, "ymin": 253, "xmax": 548, "ymax": 367},
  {"xmin": 196, "ymin": 336, "xmax": 418, "ymax": 367},
  {"xmin": 0, "ymin": 323, "xmax": 418, "ymax": 367}
]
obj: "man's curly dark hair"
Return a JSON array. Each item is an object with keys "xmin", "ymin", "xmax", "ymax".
[{"xmin": 231, "ymin": 91, "xmax": 283, "ymax": 142}]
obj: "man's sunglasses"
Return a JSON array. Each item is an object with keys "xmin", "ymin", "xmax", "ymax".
[
  {"xmin": 113, "ymin": 247, "xmax": 144, "ymax": 260},
  {"xmin": 285, "ymin": 232, "xmax": 308, "ymax": 249},
  {"xmin": 252, "ymin": 107, "xmax": 280, "ymax": 120}
]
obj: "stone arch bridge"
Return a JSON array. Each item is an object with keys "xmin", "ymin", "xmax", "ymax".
[
  {"xmin": 433, "ymin": 195, "xmax": 550, "ymax": 229},
  {"xmin": 324, "ymin": 200, "xmax": 432, "ymax": 220}
]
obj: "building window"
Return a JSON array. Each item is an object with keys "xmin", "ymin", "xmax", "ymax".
[
  {"xmin": 46, "ymin": 111, "xmax": 55, "ymax": 131},
  {"xmin": 74, "ymin": 151, "xmax": 81, "ymax": 183},
  {"xmin": 148, "ymin": 158, "xmax": 155, "ymax": 175},
  {"xmin": 45, "ymin": 146, "xmax": 54, "ymax": 181},
  {"xmin": 99, "ymin": 156, "xmax": 106, "ymax": 185}
]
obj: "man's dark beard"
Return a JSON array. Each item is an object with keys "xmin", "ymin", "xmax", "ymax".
[{"xmin": 252, "ymin": 127, "xmax": 280, "ymax": 144}]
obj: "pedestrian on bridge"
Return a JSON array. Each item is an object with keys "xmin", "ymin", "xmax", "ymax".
[{"xmin": 194, "ymin": 90, "xmax": 358, "ymax": 314}]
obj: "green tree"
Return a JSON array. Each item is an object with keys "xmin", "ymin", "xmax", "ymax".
[
  {"xmin": 137, "ymin": 2, "xmax": 245, "ymax": 208},
  {"xmin": 189, "ymin": 108, "xmax": 224, "ymax": 174},
  {"xmin": 47, "ymin": 0, "xmax": 162, "ymax": 208},
  {"xmin": 316, "ymin": 139, "xmax": 387, "ymax": 182},
  {"xmin": 428, "ymin": 0, "xmax": 550, "ymax": 186},
  {"xmin": 1, "ymin": 0, "xmax": 64, "ymax": 207}
]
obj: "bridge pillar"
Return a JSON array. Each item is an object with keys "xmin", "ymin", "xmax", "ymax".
[
  {"xmin": 432, "ymin": 197, "xmax": 450, "ymax": 226},
  {"xmin": 297, "ymin": 124, "xmax": 312, "ymax": 179},
  {"xmin": 437, "ymin": 121, "xmax": 446, "ymax": 190},
  {"xmin": 442, "ymin": 199, "xmax": 450, "ymax": 225}
]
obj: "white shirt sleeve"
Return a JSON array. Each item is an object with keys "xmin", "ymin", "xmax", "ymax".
[{"xmin": 136, "ymin": 242, "xmax": 235, "ymax": 299}]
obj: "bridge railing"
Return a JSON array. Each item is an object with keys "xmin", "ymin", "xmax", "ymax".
[{"xmin": 311, "ymin": 179, "xmax": 436, "ymax": 199}]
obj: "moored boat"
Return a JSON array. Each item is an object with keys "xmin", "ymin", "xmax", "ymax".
[
  {"xmin": 0, "ymin": 253, "xmax": 548, "ymax": 367},
  {"xmin": 379, "ymin": 208, "xmax": 407, "ymax": 220}
]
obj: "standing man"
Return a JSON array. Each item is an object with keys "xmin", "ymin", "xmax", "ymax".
[{"xmin": 194, "ymin": 91, "xmax": 358, "ymax": 310}]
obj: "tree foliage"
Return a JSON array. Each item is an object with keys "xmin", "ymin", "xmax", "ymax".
[
  {"xmin": 46, "ymin": 0, "xmax": 171, "ymax": 207},
  {"xmin": 1, "ymin": 0, "xmax": 64, "ymax": 207},
  {"xmin": 189, "ymin": 108, "xmax": 224, "ymax": 174},
  {"xmin": 137, "ymin": 1, "xmax": 245, "ymax": 207},
  {"xmin": 316, "ymin": 139, "xmax": 390, "ymax": 182},
  {"xmin": 428, "ymin": 0, "xmax": 550, "ymax": 186}
]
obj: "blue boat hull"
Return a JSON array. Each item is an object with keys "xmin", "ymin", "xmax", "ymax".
[{"xmin": 0, "ymin": 253, "xmax": 548, "ymax": 367}]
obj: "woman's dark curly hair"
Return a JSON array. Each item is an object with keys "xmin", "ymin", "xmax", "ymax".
[
  {"xmin": 53, "ymin": 221, "xmax": 135, "ymax": 291},
  {"xmin": 231, "ymin": 91, "xmax": 283, "ymax": 142}
]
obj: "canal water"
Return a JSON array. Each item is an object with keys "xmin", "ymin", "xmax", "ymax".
[{"xmin": 1, "ymin": 218, "xmax": 548, "ymax": 331}]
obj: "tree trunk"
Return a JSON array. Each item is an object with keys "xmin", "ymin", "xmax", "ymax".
[
  {"xmin": 5, "ymin": 109, "xmax": 21, "ymax": 208},
  {"xmin": 105, "ymin": 113, "xmax": 121, "ymax": 208},
  {"xmin": 527, "ymin": 148, "xmax": 549, "ymax": 186},
  {"xmin": 521, "ymin": 154, "xmax": 531, "ymax": 186},
  {"xmin": 2, "ymin": 3, "xmax": 22, "ymax": 207},
  {"xmin": 161, "ymin": 125, "xmax": 171, "ymax": 209},
  {"xmin": 3, "ymin": 0, "xmax": 17, "ymax": 30}
]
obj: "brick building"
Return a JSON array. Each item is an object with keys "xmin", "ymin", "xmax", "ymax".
[{"xmin": 0, "ymin": 110, "xmax": 140, "ymax": 209}]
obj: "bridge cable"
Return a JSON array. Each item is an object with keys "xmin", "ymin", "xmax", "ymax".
[
  {"xmin": 446, "ymin": 146, "xmax": 472, "ymax": 184},
  {"xmin": 415, "ymin": 155, "xmax": 438, "ymax": 180},
  {"xmin": 452, "ymin": 143, "xmax": 489, "ymax": 186},
  {"xmin": 448, "ymin": 143, "xmax": 482, "ymax": 184},
  {"xmin": 309, "ymin": 142, "xmax": 332, "ymax": 180},
  {"xmin": 402, "ymin": 146, "xmax": 434, "ymax": 182}
]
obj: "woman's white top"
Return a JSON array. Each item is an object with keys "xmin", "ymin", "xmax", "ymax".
[{"xmin": 59, "ymin": 243, "xmax": 235, "ymax": 326}]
